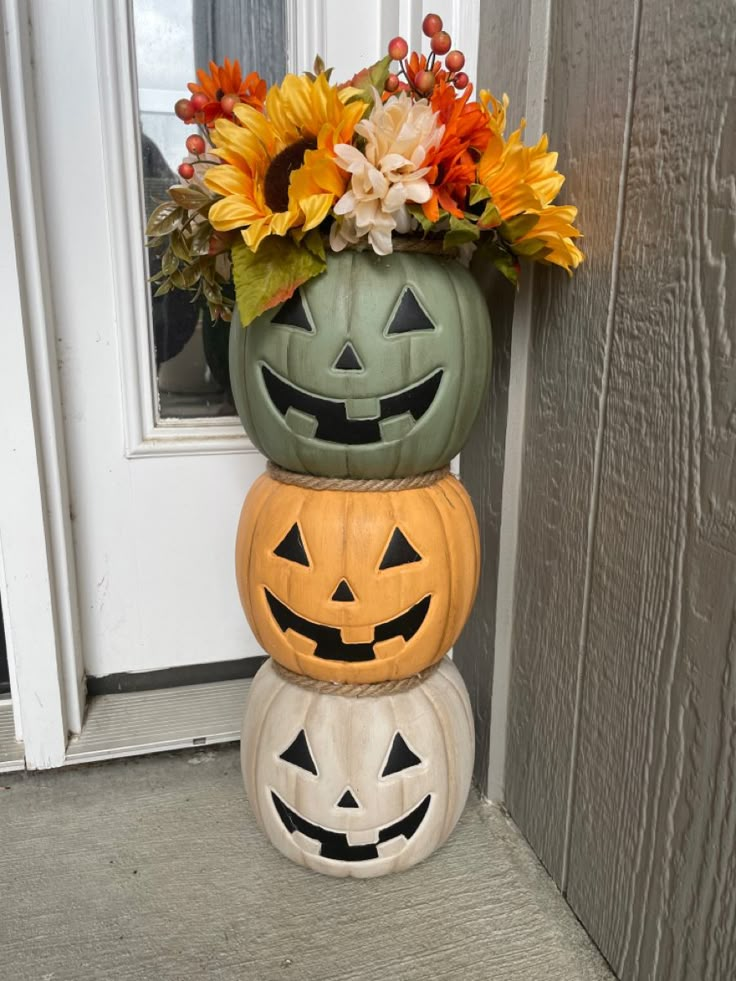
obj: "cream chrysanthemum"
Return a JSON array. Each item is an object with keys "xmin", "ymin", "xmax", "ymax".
[{"xmin": 330, "ymin": 91, "xmax": 444, "ymax": 255}]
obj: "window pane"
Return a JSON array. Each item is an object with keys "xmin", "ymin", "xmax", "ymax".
[{"xmin": 132, "ymin": 0, "xmax": 287, "ymax": 420}]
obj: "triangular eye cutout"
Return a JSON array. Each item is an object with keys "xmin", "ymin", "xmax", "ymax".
[
  {"xmin": 331, "ymin": 579, "xmax": 356, "ymax": 602},
  {"xmin": 382, "ymin": 733, "xmax": 422, "ymax": 777},
  {"xmin": 273, "ymin": 523, "xmax": 310, "ymax": 566},
  {"xmin": 336, "ymin": 788, "xmax": 360, "ymax": 808},
  {"xmin": 279, "ymin": 729, "xmax": 318, "ymax": 774},
  {"xmin": 379, "ymin": 528, "xmax": 422, "ymax": 570},
  {"xmin": 386, "ymin": 288, "xmax": 435, "ymax": 335},
  {"xmin": 273, "ymin": 291, "xmax": 313, "ymax": 332},
  {"xmin": 333, "ymin": 342, "xmax": 364, "ymax": 371}
]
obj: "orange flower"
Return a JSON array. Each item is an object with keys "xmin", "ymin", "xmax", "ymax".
[
  {"xmin": 422, "ymin": 79, "xmax": 491, "ymax": 220},
  {"xmin": 403, "ymin": 52, "xmax": 449, "ymax": 91},
  {"xmin": 187, "ymin": 59, "xmax": 267, "ymax": 127}
]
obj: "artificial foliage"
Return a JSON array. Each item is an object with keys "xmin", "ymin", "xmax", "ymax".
[{"xmin": 146, "ymin": 15, "xmax": 583, "ymax": 325}]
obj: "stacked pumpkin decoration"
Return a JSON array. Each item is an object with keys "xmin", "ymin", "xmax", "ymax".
[
  {"xmin": 149, "ymin": 15, "xmax": 582, "ymax": 877},
  {"xmin": 234, "ymin": 249, "xmax": 486, "ymax": 878}
]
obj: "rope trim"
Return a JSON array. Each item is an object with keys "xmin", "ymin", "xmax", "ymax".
[
  {"xmin": 337, "ymin": 237, "xmax": 449, "ymax": 256},
  {"xmin": 266, "ymin": 462, "xmax": 451, "ymax": 492},
  {"xmin": 271, "ymin": 659, "xmax": 441, "ymax": 696}
]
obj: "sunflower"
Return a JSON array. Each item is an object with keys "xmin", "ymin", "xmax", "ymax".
[
  {"xmin": 204, "ymin": 73, "xmax": 365, "ymax": 251},
  {"xmin": 509, "ymin": 206, "xmax": 583, "ymax": 271},
  {"xmin": 476, "ymin": 102, "xmax": 583, "ymax": 272},
  {"xmin": 188, "ymin": 59, "xmax": 267, "ymax": 127}
]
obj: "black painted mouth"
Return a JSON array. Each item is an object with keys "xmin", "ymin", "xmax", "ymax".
[
  {"xmin": 261, "ymin": 365, "xmax": 443, "ymax": 445},
  {"xmin": 271, "ymin": 791, "xmax": 431, "ymax": 862},
  {"xmin": 264, "ymin": 590, "xmax": 430, "ymax": 662}
]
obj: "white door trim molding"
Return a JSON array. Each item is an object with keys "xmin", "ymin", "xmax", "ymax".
[
  {"xmin": 93, "ymin": 0, "xmax": 257, "ymax": 460},
  {"xmin": 286, "ymin": 0, "xmax": 327, "ymax": 74},
  {"xmin": 0, "ymin": 0, "xmax": 86, "ymax": 767}
]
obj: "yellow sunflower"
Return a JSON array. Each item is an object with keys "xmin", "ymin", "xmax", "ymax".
[
  {"xmin": 205, "ymin": 73, "xmax": 365, "ymax": 251},
  {"xmin": 510, "ymin": 205, "xmax": 584, "ymax": 272},
  {"xmin": 476, "ymin": 93, "xmax": 583, "ymax": 272}
]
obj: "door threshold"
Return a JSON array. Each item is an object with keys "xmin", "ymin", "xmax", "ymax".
[
  {"xmin": 65, "ymin": 678, "xmax": 250, "ymax": 766},
  {"xmin": 0, "ymin": 700, "xmax": 24, "ymax": 773}
]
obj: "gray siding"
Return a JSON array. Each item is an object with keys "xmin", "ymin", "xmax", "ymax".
[{"xmin": 463, "ymin": 0, "xmax": 736, "ymax": 977}]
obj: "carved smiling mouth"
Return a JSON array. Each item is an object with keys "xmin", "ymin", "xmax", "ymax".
[
  {"xmin": 261, "ymin": 365, "xmax": 443, "ymax": 445},
  {"xmin": 264, "ymin": 589, "xmax": 430, "ymax": 662},
  {"xmin": 271, "ymin": 790, "xmax": 431, "ymax": 862}
]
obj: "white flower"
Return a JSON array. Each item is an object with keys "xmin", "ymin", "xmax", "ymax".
[{"xmin": 330, "ymin": 91, "xmax": 444, "ymax": 255}]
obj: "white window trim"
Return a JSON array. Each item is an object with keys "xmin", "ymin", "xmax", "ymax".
[{"xmin": 94, "ymin": 0, "xmax": 261, "ymax": 460}]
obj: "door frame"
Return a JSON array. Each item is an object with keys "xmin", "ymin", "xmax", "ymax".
[{"xmin": 0, "ymin": 0, "xmax": 84, "ymax": 769}]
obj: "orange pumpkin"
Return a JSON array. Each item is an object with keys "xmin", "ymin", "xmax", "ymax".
[{"xmin": 235, "ymin": 472, "xmax": 480, "ymax": 683}]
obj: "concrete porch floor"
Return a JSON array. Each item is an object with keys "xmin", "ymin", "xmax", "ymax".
[{"xmin": 0, "ymin": 746, "xmax": 611, "ymax": 981}]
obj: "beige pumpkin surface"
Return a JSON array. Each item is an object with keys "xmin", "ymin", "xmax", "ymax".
[{"xmin": 241, "ymin": 657, "xmax": 474, "ymax": 879}]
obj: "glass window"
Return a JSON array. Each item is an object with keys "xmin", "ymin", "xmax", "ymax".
[{"xmin": 132, "ymin": 0, "xmax": 287, "ymax": 420}]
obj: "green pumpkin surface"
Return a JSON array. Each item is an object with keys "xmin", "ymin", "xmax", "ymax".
[{"xmin": 230, "ymin": 251, "xmax": 492, "ymax": 478}]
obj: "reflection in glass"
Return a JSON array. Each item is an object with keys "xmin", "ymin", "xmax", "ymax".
[{"xmin": 132, "ymin": 0, "xmax": 287, "ymax": 420}]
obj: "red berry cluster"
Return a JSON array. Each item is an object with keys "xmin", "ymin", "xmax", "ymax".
[
  {"xmin": 386, "ymin": 13, "xmax": 468, "ymax": 97},
  {"xmin": 175, "ymin": 92, "xmax": 242, "ymax": 123},
  {"xmin": 177, "ymin": 133, "xmax": 206, "ymax": 181}
]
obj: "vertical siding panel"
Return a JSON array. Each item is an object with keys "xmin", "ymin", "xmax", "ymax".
[
  {"xmin": 503, "ymin": 0, "xmax": 637, "ymax": 880},
  {"xmin": 566, "ymin": 0, "xmax": 736, "ymax": 978}
]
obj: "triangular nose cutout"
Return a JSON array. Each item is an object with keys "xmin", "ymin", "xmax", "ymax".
[
  {"xmin": 333, "ymin": 342, "xmax": 363, "ymax": 371},
  {"xmin": 331, "ymin": 579, "xmax": 355, "ymax": 602},
  {"xmin": 336, "ymin": 788, "xmax": 360, "ymax": 808}
]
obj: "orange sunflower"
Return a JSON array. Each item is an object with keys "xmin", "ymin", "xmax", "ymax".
[{"xmin": 187, "ymin": 59, "xmax": 267, "ymax": 127}]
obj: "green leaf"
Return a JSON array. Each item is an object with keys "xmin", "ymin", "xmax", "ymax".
[
  {"xmin": 179, "ymin": 264, "xmax": 202, "ymax": 288},
  {"xmin": 468, "ymin": 183, "xmax": 491, "ymax": 206},
  {"xmin": 302, "ymin": 228, "xmax": 326, "ymax": 262},
  {"xmin": 146, "ymin": 201, "xmax": 183, "ymax": 237},
  {"xmin": 311, "ymin": 54, "xmax": 333, "ymax": 80},
  {"xmin": 168, "ymin": 184, "xmax": 211, "ymax": 209},
  {"xmin": 169, "ymin": 268, "xmax": 188, "ymax": 290},
  {"xmin": 231, "ymin": 237, "xmax": 327, "ymax": 325},
  {"xmin": 508, "ymin": 237, "xmax": 550, "ymax": 258},
  {"xmin": 476, "ymin": 240, "xmax": 520, "ymax": 286},
  {"xmin": 500, "ymin": 213, "xmax": 540, "ymax": 241},
  {"xmin": 190, "ymin": 221, "xmax": 213, "ymax": 256},
  {"xmin": 202, "ymin": 278, "xmax": 222, "ymax": 304},
  {"xmin": 170, "ymin": 228, "xmax": 191, "ymax": 262},
  {"xmin": 153, "ymin": 281, "xmax": 173, "ymax": 297},
  {"xmin": 477, "ymin": 201, "xmax": 502, "ymax": 229},
  {"xmin": 443, "ymin": 215, "xmax": 481, "ymax": 250},
  {"xmin": 161, "ymin": 249, "xmax": 178, "ymax": 276},
  {"xmin": 407, "ymin": 205, "xmax": 436, "ymax": 234},
  {"xmin": 346, "ymin": 56, "xmax": 392, "ymax": 104}
]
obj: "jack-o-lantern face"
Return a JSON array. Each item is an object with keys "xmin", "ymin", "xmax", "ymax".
[
  {"xmin": 241, "ymin": 657, "xmax": 474, "ymax": 878},
  {"xmin": 230, "ymin": 251, "xmax": 492, "ymax": 478},
  {"xmin": 236, "ymin": 472, "xmax": 480, "ymax": 683}
]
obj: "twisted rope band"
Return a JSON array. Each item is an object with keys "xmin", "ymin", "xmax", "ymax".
[
  {"xmin": 272, "ymin": 658, "xmax": 441, "ymax": 696},
  {"xmin": 344, "ymin": 237, "xmax": 448, "ymax": 255},
  {"xmin": 266, "ymin": 462, "xmax": 451, "ymax": 492}
]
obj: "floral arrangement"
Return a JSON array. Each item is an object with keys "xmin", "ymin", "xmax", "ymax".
[{"xmin": 146, "ymin": 13, "xmax": 583, "ymax": 325}]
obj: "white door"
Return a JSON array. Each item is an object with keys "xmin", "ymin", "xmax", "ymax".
[{"xmin": 1, "ymin": 0, "xmax": 480, "ymax": 766}]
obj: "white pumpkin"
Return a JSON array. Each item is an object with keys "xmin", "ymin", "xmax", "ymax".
[{"xmin": 241, "ymin": 657, "xmax": 474, "ymax": 878}]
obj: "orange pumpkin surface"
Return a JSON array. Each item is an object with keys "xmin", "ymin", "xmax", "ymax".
[{"xmin": 235, "ymin": 472, "xmax": 480, "ymax": 683}]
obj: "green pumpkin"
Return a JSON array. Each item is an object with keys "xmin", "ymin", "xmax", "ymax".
[{"xmin": 230, "ymin": 250, "xmax": 491, "ymax": 478}]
